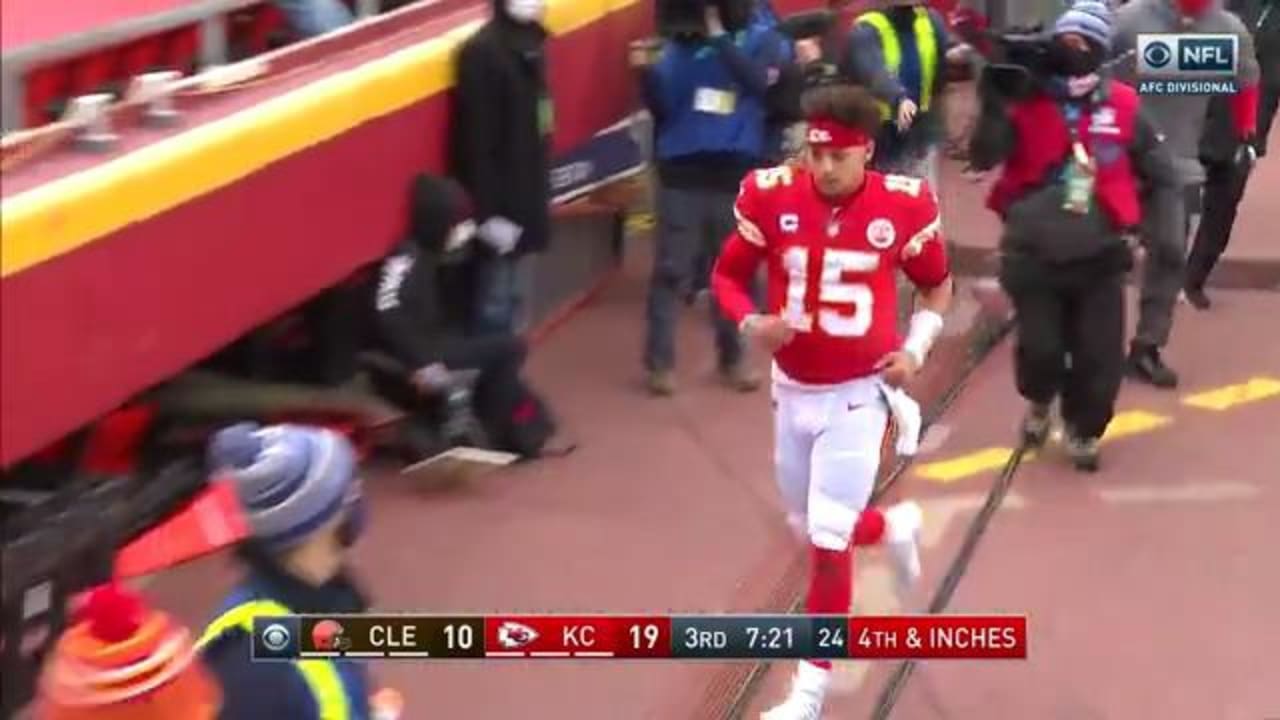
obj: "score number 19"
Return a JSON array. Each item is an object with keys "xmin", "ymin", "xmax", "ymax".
[{"xmin": 629, "ymin": 623, "xmax": 661, "ymax": 650}]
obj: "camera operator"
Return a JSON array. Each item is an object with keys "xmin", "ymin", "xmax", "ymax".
[
  {"xmin": 969, "ymin": 1, "xmax": 1180, "ymax": 471},
  {"xmin": 1112, "ymin": 0, "xmax": 1262, "ymax": 387},
  {"xmin": 640, "ymin": 0, "xmax": 788, "ymax": 396}
]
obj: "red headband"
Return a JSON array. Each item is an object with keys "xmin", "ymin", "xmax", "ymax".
[{"xmin": 806, "ymin": 117, "xmax": 871, "ymax": 149}]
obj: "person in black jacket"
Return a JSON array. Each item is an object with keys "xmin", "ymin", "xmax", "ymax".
[
  {"xmin": 369, "ymin": 175, "xmax": 568, "ymax": 458},
  {"xmin": 450, "ymin": 0, "xmax": 554, "ymax": 335},
  {"xmin": 1185, "ymin": 0, "xmax": 1279, "ymax": 308}
]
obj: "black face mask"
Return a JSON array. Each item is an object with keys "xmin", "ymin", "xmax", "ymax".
[{"xmin": 1048, "ymin": 40, "xmax": 1102, "ymax": 77}]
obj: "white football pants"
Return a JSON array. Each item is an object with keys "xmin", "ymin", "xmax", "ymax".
[{"xmin": 772, "ymin": 372, "xmax": 889, "ymax": 552}]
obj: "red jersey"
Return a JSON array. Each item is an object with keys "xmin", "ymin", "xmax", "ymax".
[{"xmin": 713, "ymin": 165, "xmax": 950, "ymax": 385}]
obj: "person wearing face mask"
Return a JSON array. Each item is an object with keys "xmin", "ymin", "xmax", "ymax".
[
  {"xmin": 1185, "ymin": 0, "xmax": 1278, "ymax": 308},
  {"xmin": 1111, "ymin": 0, "xmax": 1262, "ymax": 387},
  {"xmin": 367, "ymin": 174, "xmax": 567, "ymax": 460},
  {"xmin": 969, "ymin": 1, "xmax": 1181, "ymax": 471},
  {"xmin": 640, "ymin": 1, "xmax": 789, "ymax": 396},
  {"xmin": 450, "ymin": 0, "xmax": 554, "ymax": 336},
  {"xmin": 197, "ymin": 422, "xmax": 385, "ymax": 720}
]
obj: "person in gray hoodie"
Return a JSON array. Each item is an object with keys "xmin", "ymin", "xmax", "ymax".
[{"xmin": 1111, "ymin": 0, "xmax": 1262, "ymax": 388}]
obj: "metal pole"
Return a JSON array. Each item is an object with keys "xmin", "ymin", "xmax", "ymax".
[
  {"xmin": 1, "ymin": 64, "xmax": 26, "ymax": 133},
  {"xmin": 197, "ymin": 14, "xmax": 229, "ymax": 70}
]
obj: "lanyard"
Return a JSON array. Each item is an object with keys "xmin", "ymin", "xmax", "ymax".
[{"xmin": 1059, "ymin": 102, "xmax": 1092, "ymax": 169}]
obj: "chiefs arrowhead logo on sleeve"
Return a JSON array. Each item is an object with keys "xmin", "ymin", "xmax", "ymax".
[{"xmin": 901, "ymin": 215, "xmax": 942, "ymax": 260}]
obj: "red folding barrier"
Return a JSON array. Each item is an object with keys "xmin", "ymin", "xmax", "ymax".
[
  {"xmin": 24, "ymin": 64, "xmax": 69, "ymax": 126},
  {"xmin": 67, "ymin": 50, "xmax": 120, "ymax": 97},
  {"xmin": 119, "ymin": 36, "xmax": 165, "ymax": 78}
]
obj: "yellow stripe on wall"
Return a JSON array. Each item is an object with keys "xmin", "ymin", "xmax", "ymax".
[{"xmin": 0, "ymin": 0, "xmax": 640, "ymax": 278}]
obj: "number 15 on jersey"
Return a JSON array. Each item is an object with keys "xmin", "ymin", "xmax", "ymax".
[{"xmin": 781, "ymin": 246, "xmax": 881, "ymax": 338}]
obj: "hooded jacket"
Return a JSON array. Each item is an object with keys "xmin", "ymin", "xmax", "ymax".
[
  {"xmin": 450, "ymin": 0, "xmax": 553, "ymax": 256},
  {"xmin": 1112, "ymin": 0, "xmax": 1262, "ymax": 184},
  {"xmin": 370, "ymin": 175, "xmax": 475, "ymax": 372}
]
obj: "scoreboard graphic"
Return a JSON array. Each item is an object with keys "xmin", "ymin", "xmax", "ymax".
[{"xmin": 251, "ymin": 614, "xmax": 1027, "ymax": 661}]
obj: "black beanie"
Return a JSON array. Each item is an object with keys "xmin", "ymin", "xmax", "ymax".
[{"xmin": 408, "ymin": 174, "xmax": 472, "ymax": 253}]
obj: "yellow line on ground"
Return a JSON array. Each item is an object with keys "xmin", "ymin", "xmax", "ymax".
[
  {"xmin": 914, "ymin": 409, "xmax": 1171, "ymax": 484},
  {"xmin": 1181, "ymin": 376, "xmax": 1280, "ymax": 411},
  {"xmin": 1099, "ymin": 409, "xmax": 1171, "ymax": 440}
]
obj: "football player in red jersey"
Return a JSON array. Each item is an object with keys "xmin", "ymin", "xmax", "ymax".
[{"xmin": 711, "ymin": 83, "xmax": 953, "ymax": 720}]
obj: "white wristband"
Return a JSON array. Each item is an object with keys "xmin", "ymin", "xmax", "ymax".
[
  {"xmin": 739, "ymin": 313, "xmax": 762, "ymax": 334},
  {"xmin": 902, "ymin": 309, "xmax": 944, "ymax": 367}
]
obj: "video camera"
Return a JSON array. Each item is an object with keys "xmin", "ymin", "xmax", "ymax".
[
  {"xmin": 656, "ymin": 0, "xmax": 753, "ymax": 39},
  {"xmin": 980, "ymin": 25, "xmax": 1054, "ymax": 100}
]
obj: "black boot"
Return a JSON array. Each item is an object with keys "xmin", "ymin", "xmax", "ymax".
[
  {"xmin": 1127, "ymin": 342, "xmax": 1179, "ymax": 388},
  {"xmin": 1020, "ymin": 402, "xmax": 1052, "ymax": 448},
  {"xmin": 1183, "ymin": 284, "xmax": 1211, "ymax": 310},
  {"xmin": 1065, "ymin": 431, "xmax": 1100, "ymax": 473}
]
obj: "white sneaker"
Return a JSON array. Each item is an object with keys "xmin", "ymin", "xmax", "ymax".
[
  {"xmin": 761, "ymin": 662, "xmax": 830, "ymax": 720},
  {"xmin": 883, "ymin": 501, "xmax": 924, "ymax": 596}
]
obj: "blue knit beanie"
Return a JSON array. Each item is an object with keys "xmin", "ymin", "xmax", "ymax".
[
  {"xmin": 208, "ymin": 422, "xmax": 358, "ymax": 549},
  {"xmin": 1055, "ymin": 0, "xmax": 1113, "ymax": 52}
]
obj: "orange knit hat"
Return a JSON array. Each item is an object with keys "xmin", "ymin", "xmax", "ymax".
[{"xmin": 35, "ymin": 584, "xmax": 221, "ymax": 720}]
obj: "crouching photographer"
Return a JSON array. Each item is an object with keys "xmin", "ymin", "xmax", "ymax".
[
  {"xmin": 968, "ymin": 1, "xmax": 1179, "ymax": 472},
  {"xmin": 368, "ymin": 174, "xmax": 571, "ymax": 460}
]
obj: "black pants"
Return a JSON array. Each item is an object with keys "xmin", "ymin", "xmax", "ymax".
[
  {"xmin": 1001, "ymin": 253, "xmax": 1127, "ymax": 440},
  {"xmin": 1185, "ymin": 157, "xmax": 1251, "ymax": 291},
  {"xmin": 372, "ymin": 334, "xmax": 527, "ymax": 432}
]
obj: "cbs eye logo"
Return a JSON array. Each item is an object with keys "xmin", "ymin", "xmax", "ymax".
[
  {"xmin": 261, "ymin": 623, "xmax": 292, "ymax": 651},
  {"xmin": 1142, "ymin": 41, "xmax": 1173, "ymax": 70}
]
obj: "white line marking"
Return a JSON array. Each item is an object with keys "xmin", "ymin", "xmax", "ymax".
[
  {"xmin": 344, "ymin": 651, "xmax": 384, "ymax": 658},
  {"xmin": 1097, "ymin": 482, "xmax": 1260, "ymax": 504},
  {"xmin": 531, "ymin": 651, "xmax": 571, "ymax": 657},
  {"xmin": 389, "ymin": 652, "xmax": 432, "ymax": 658},
  {"xmin": 573, "ymin": 651, "xmax": 615, "ymax": 657},
  {"xmin": 301, "ymin": 652, "xmax": 340, "ymax": 658},
  {"xmin": 485, "ymin": 651, "xmax": 525, "ymax": 658}
]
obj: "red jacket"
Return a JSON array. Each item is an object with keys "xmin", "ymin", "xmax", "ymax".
[{"xmin": 988, "ymin": 81, "xmax": 1143, "ymax": 231}]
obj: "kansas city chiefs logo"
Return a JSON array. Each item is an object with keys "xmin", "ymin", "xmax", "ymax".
[
  {"xmin": 497, "ymin": 622, "xmax": 540, "ymax": 649},
  {"xmin": 807, "ymin": 126, "xmax": 832, "ymax": 144}
]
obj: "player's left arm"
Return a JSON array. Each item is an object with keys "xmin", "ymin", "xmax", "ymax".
[{"xmin": 895, "ymin": 178, "xmax": 954, "ymax": 369}]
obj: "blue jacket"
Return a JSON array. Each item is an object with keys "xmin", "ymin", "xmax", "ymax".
[
  {"xmin": 644, "ymin": 26, "xmax": 787, "ymax": 164},
  {"xmin": 200, "ymin": 546, "xmax": 372, "ymax": 720},
  {"xmin": 750, "ymin": 1, "xmax": 796, "ymax": 162}
]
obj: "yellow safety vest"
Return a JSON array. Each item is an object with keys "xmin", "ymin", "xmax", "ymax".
[
  {"xmin": 196, "ymin": 599, "xmax": 351, "ymax": 720},
  {"xmin": 856, "ymin": 8, "xmax": 939, "ymax": 122}
]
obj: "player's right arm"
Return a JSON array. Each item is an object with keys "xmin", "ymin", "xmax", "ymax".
[
  {"xmin": 712, "ymin": 170, "xmax": 774, "ymax": 326},
  {"xmin": 713, "ymin": 168, "xmax": 798, "ymax": 352}
]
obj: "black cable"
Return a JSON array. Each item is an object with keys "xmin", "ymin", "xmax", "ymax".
[{"xmin": 867, "ymin": 440, "xmax": 1029, "ymax": 720}]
